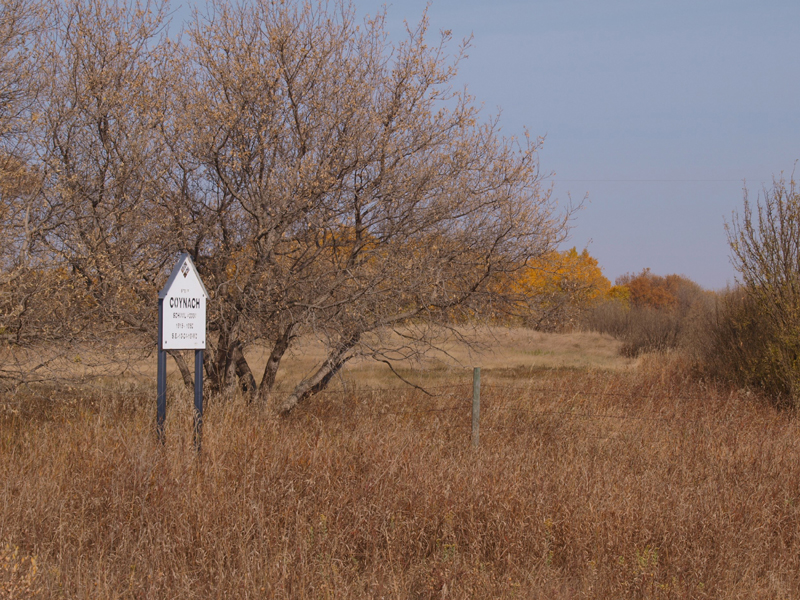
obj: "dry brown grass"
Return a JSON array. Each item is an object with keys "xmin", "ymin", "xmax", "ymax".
[{"xmin": 2, "ymin": 354, "xmax": 800, "ymax": 598}]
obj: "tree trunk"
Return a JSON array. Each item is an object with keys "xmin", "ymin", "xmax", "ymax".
[
  {"xmin": 167, "ymin": 350, "xmax": 194, "ymax": 392},
  {"xmin": 276, "ymin": 333, "xmax": 360, "ymax": 414},
  {"xmin": 202, "ymin": 348, "xmax": 218, "ymax": 392},
  {"xmin": 207, "ymin": 323, "xmax": 237, "ymax": 392},
  {"xmin": 232, "ymin": 341, "xmax": 257, "ymax": 398},
  {"xmin": 276, "ymin": 359, "xmax": 344, "ymax": 414},
  {"xmin": 257, "ymin": 323, "xmax": 295, "ymax": 402}
]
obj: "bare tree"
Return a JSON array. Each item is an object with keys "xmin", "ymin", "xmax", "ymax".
[
  {"xmin": 170, "ymin": 0, "xmax": 568, "ymax": 412},
  {"xmin": 3, "ymin": 0, "xmax": 570, "ymax": 409},
  {"xmin": 0, "ymin": 0, "xmax": 49, "ymax": 387},
  {"xmin": 0, "ymin": 0, "xmax": 42, "ymax": 148},
  {"xmin": 1, "ymin": 0, "xmax": 177, "ymax": 387},
  {"xmin": 0, "ymin": 0, "xmax": 43, "ymax": 274}
]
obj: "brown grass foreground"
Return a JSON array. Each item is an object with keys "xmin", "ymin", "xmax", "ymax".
[{"xmin": 1, "ymin": 358, "xmax": 800, "ymax": 598}]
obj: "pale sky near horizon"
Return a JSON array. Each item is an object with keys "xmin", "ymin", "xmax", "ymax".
[
  {"xmin": 178, "ymin": 0, "xmax": 800, "ymax": 289},
  {"xmin": 358, "ymin": 0, "xmax": 800, "ymax": 289}
]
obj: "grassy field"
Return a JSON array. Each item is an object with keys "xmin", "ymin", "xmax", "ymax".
[
  {"xmin": 254, "ymin": 327, "xmax": 638, "ymax": 393},
  {"xmin": 2, "ymin": 329, "xmax": 800, "ymax": 598}
]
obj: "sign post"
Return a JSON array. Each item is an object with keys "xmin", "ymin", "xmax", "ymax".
[{"xmin": 157, "ymin": 253, "xmax": 208, "ymax": 450}]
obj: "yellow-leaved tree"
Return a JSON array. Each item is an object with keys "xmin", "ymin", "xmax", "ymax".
[{"xmin": 513, "ymin": 247, "xmax": 611, "ymax": 330}]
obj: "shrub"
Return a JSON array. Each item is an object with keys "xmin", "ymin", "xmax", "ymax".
[
  {"xmin": 691, "ymin": 288, "xmax": 778, "ymax": 395},
  {"xmin": 618, "ymin": 306, "xmax": 682, "ymax": 357},
  {"xmin": 698, "ymin": 177, "xmax": 800, "ymax": 406},
  {"xmin": 583, "ymin": 297, "xmax": 629, "ymax": 339},
  {"xmin": 583, "ymin": 270, "xmax": 711, "ymax": 357}
]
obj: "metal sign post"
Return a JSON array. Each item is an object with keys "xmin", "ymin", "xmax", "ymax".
[
  {"xmin": 194, "ymin": 346, "xmax": 204, "ymax": 452},
  {"xmin": 157, "ymin": 297, "xmax": 167, "ymax": 443},
  {"xmin": 157, "ymin": 253, "xmax": 208, "ymax": 451}
]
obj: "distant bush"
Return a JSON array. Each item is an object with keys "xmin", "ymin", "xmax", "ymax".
[
  {"xmin": 618, "ymin": 306, "xmax": 683, "ymax": 357},
  {"xmin": 583, "ymin": 298, "xmax": 629, "ymax": 339},
  {"xmin": 583, "ymin": 269, "xmax": 711, "ymax": 357}
]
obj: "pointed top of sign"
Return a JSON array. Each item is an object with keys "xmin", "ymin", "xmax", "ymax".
[{"xmin": 159, "ymin": 253, "xmax": 209, "ymax": 299}]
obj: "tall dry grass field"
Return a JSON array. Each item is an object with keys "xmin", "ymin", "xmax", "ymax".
[{"xmin": 1, "ymin": 358, "xmax": 799, "ymax": 598}]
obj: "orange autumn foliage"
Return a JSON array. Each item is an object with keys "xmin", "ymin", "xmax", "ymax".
[{"xmin": 615, "ymin": 269, "xmax": 701, "ymax": 311}]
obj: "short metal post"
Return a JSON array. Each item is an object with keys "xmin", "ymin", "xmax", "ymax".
[
  {"xmin": 472, "ymin": 367, "xmax": 480, "ymax": 447},
  {"xmin": 157, "ymin": 298, "xmax": 166, "ymax": 444},
  {"xmin": 193, "ymin": 349, "xmax": 204, "ymax": 452}
]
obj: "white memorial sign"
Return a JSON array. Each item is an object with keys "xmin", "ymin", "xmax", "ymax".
[{"xmin": 158, "ymin": 254, "xmax": 207, "ymax": 349}]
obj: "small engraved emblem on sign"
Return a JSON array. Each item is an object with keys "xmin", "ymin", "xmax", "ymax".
[{"xmin": 181, "ymin": 263, "xmax": 190, "ymax": 278}]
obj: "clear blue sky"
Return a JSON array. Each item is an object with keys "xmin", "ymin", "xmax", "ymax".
[
  {"xmin": 354, "ymin": 0, "xmax": 800, "ymax": 289},
  {"xmin": 177, "ymin": 1, "xmax": 800, "ymax": 289}
]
